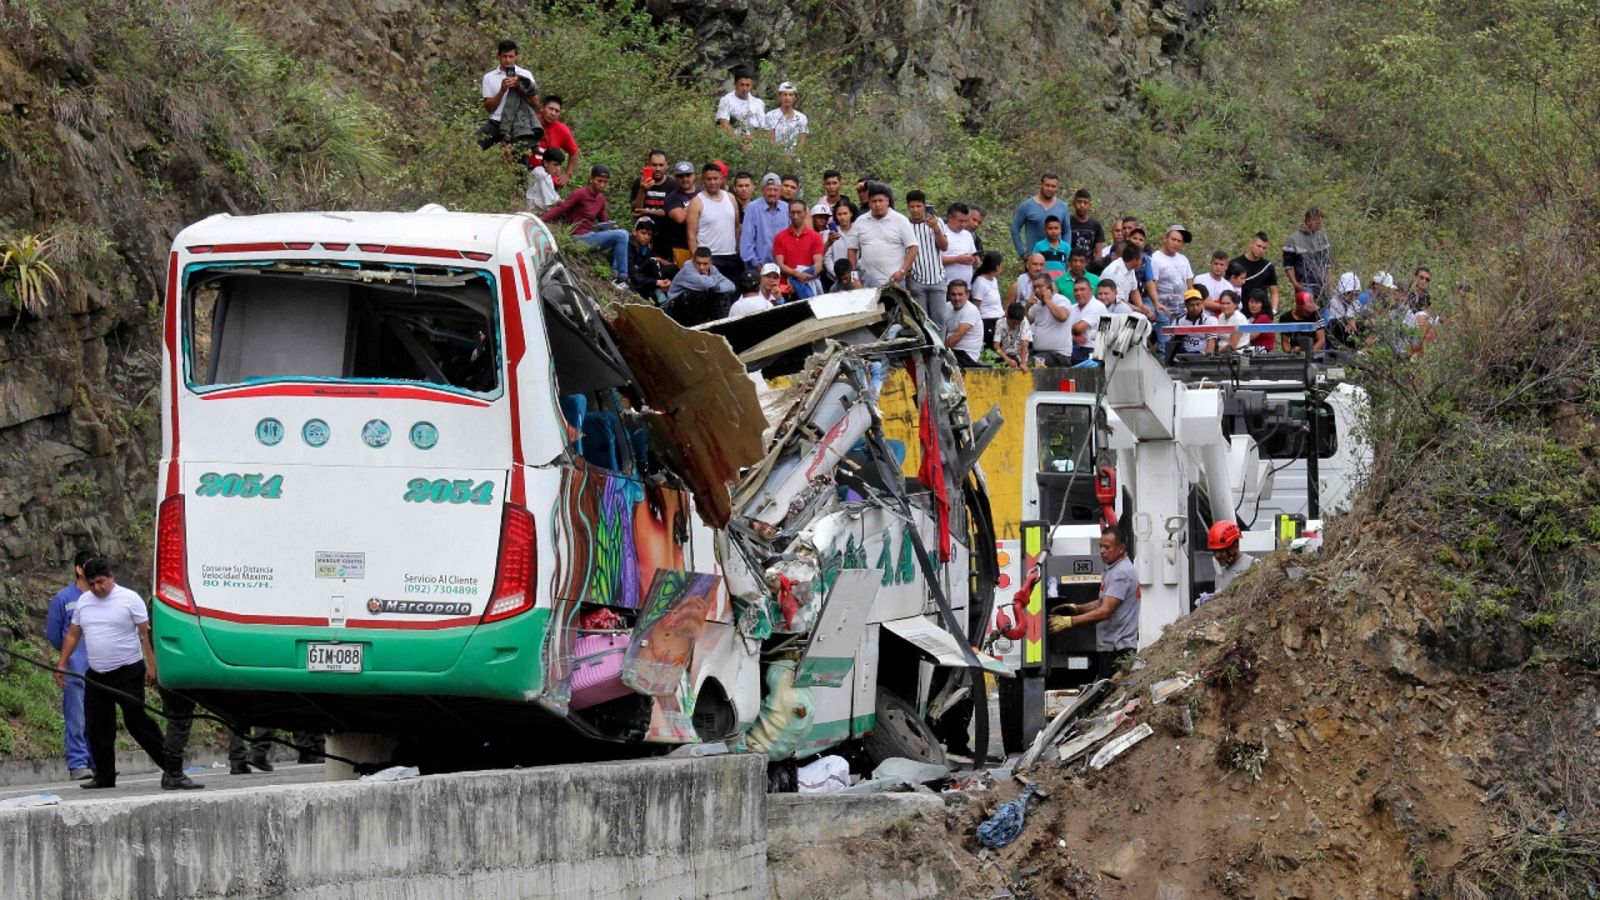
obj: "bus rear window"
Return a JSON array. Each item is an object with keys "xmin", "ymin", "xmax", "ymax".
[{"xmin": 186, "ymin": 267, "xmax": 500, "ymax": 395}]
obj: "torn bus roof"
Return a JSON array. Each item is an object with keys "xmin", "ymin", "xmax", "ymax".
[{"xmin": 607, "ymin": 304, "xmax": 767, "ymax": 528}]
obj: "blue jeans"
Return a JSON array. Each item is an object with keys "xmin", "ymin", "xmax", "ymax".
[
  {"xmin": 63, "ymin": 655, "xmax": 90, "ymax": 770},
  {"xmin": 1153, "ymin": 308, "xmax": 1172, "ymax": 355},
  {"xmin": 577, "ymin": 230, "xmax": 630, "ymax": 279}
]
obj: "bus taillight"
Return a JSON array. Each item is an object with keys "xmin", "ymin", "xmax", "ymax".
[
  {"xmin": 482, "ymin": 503, "xmax": 537, "ymax": 624},
  {"xmin": 156, "ymin": 494, "xmax": 194, "ymax": 613}
]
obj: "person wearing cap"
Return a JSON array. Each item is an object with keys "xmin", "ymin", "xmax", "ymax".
[
  {"xmin": 809, "ymin": 201, "xmax": 838, "ymax": 291},
  {"xmin": 1173, "ymin": 287, "xmax": 1218, "ymax": 354},
  {"xmin": 542, "ymin": 164, "xmax": 629, "ymax": 285},
  {"xmin": 765, "ymin": 82, "xmax": 809, "ymax": 151},
  {"xmin": 773, "ymin": 198, "xmax": 825, "ymax": 300},
  {"xmin": 1283, "ymin": 208, "xmax": 1332, "ymax": 303},
  {"xmin": 1327, "ymin": 270, "xmax": 1365, "ymax": 347},
  {"xmin": 662, "ymin": 162, "xmax": 698, "ymax": 265},
  {"xmin": 1278, "ymin": 290, "xmax": 1327, "ymax": 352},
  {"xmin": 848, "ymin": 182, "xmax": 918, "ymax": 290},
  {"xmin": 716, "ymin": 66, "xmax": 766, "ymax": 137},
  {"xmin": 1207, "ymin": 521, "xmax": 1256, "ymax": 592},
  {"xmin": 739, "ymin": 173, "xmax": 788, "ymax": 270},
  {"xmin": 727, "ymin": 268, "xmax": 772, "ymax": 318},
  {"xmin": 758, "ymin": 262, "xmax": 786, "ymax": 304},
  {"xmin": 627, "ymin": 217, "xmax": 673, "ymax": 304},
  {"xmin": 1150, "ymin": 225, "xmax": 1194, "ymax": 353}
]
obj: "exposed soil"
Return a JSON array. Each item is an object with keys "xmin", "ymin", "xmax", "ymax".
[{"xmin": 862, "ymin": 512, "xmax": 1600, "ymax": 898}]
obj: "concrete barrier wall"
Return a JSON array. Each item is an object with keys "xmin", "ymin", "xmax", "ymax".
[{"xmin": 0, "ymin": 754, "xmax": 767, "ymax": 900}]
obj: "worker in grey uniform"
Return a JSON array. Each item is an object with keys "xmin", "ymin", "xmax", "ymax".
[
  {"xmin": 1207, "ymin": 520, "xmax": 1257, "ymax": 593},
  {"xmin": 1048, "ymin": 528, "xmax": 1141, "ymax": 680}
]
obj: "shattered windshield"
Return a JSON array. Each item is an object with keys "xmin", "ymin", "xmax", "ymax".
[{"xmin": 184, "ymin": 264, "xmax": 501, "ymax": 396}]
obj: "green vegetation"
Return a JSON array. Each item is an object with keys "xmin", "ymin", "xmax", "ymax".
[
  {"xmin": 0, "ymin": 641, "xmax": 64, "ymax": 758},
  {"xmin": 0, "ymin": 232, "xmax": 61, "ymax": 317}
]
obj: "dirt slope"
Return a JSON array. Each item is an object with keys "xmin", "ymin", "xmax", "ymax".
[{"xmin": 891, "ymin": 508, "xmax": 1599, "ymax": 898}]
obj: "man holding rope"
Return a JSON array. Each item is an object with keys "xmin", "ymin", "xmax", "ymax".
[{"xmin": 54, "ymin": 557, "xmax": 203, "ymax": 790}]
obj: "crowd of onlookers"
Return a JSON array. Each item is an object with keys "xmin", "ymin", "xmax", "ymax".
[{"xmin": 481, "ymin": 42, "xmax": 1439, "ymax": 366}]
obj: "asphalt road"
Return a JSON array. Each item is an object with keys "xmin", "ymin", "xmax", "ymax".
[{"xmin": 0, "ymin": 761, "xmax": 329, "ymax": 807}]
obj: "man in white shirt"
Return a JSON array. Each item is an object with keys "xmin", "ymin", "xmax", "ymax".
[
  {"xmin": 765, "ymin": 82, "xmax": 809, "ymax": 151},
  {"xmin": 1066, "ymin": 276, "xmax": 1110, "ymax": 357},
  {"xmin": 1006, "ymin": 253, "xmax": 1048, "ymax": 307},
  {"xmin": 477, "ymin": 39, "xmax": 538, "ymax": 148},
  {"xmin": 716, "ymin": 67, "xmax": 767, "ymax": 136},
  {"xmin": 727, "ymin": 269, "xmax": 772, "ymax": 318},
  {"xmin": 943, "ymin": 281, "xmax": 985, "ymax": 367},
  {"xmin": 1099, "ymin": 242, "xmax": 1152, "ymax": 319},
  {"xmin": 848, "ymin": 183, "xmax": 918, "ymax": 288},
  {"xmin": 1151, "ymin": 225, "xmax": 1195, "ymax": 319},
  {"xmin": 1192, "ymin": 250, "xmax": 1233, "ymax": 313},
  {"xmin": 941, "ymin": 203, "xmax": 979, "ymax": 287},
  {"xmin": 1025, "ymin": 271, "xmax": 1077, "ymax": 366},
  {"xmin": 55, "ymin": 558, "xmax": 202, "ymax": 790}
]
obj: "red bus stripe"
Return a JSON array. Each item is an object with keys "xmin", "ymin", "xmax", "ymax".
[
  {"xmin": 165, "ymin": 252, "xmax": 182, "ymax": 497},
  {"xmin": 515, "ymin": 252, "xmax": 532, "ymax": 299},
  {"xmin": 376, "ymin": 245, "xmax": 465, "ymax": 259},
  {"xmin": 205, "ymin": 242, "xmax": 291, "ymax": 253},
  {"xmin": 500, "ymin": 265, "xmax": 527, "ymax": 505},
  {"xmin": 198, "ymin": 383, "xmax": 492, "ymax": 406},
  {"xmin": 195, "ymin": 606, "xmax": 478, "ymax": 630}
]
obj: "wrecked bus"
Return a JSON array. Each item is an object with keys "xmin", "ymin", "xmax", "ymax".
[{"xmin": 151, "ymin": 207, "xmax": 1004, "ymax": 768}]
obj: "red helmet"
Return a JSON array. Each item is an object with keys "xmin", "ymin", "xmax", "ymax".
[{"xmin": 1207, "ymin": 520, "xmax": 1242, "ymax": 550}]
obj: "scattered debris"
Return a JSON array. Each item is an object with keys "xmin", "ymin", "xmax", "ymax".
[
  {"xmin": 871, "ymin": 756, "xmax": 950, "ymax": 786},
  {"xmin": 359, "ymin": 765, "xmax": 420, "ymax": 782},
  {"xmin": 976, "ymin": 784, "xmax": 1038, "ymax": 849},
  {"xmin": 0, "ymin": 793, "xmax": 60, "ymax": 808},
  {"xmin": 1017, "ymin": 678, "xmax": 1111, "ymax": 771},
  {"xmin": 797, "ymin": 755, "xmax": 850, "ymax": 793},
  {"xmin": 1149, "ymin": 673, "xmax": 1197, "ymax": 704},
  {"xmin": 1089, "ymin": 722, "xmax": 1155, "ymax": 771}
]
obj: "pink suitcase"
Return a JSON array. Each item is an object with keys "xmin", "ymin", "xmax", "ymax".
[{"xmin": 569, "ymin": 633, "xmax": 633, "ymax": 709}]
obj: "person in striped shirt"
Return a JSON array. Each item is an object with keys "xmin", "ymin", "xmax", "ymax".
[{"xmin": 905, "ymin": 190, "xmax": 949, "ymax": 329}]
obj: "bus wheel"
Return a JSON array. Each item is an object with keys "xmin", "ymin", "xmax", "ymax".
[
  {"xmin": 323, "ymin": 732, "xmax": 398, "ymax": 781},
  {"xmin": 861, "ymin": 688, "xmax": 947, "ymax": 769}
]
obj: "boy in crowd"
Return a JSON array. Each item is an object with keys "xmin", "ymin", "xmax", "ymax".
[{"xmin": 993, "ymin": 302, "xmax": 1033, "ymax": 369}]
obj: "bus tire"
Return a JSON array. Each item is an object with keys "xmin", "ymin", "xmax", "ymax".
[{"xmin": 861, "ymin": 688, "xmax": 947, "ymax": 769}]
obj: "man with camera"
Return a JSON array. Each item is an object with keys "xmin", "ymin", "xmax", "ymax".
[{"xmin": 477, "ymin": 39, "xmax": 541, "ymax": 151}]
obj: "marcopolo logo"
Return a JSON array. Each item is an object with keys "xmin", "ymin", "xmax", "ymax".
[{"xmin": 365, "ymin": 598, "xmax": 472, "ymax": 616}]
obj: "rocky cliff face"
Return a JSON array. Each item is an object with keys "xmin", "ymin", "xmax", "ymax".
[{"xmin": 653, "ymin": 0, "xmax": 1216, "ymax": 134}]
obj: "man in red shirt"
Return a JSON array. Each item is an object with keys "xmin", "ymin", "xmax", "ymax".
[
  {"xmin": 542, "ymin": 164, "xmax": 628, "ymax": 285},
  {"xmin": 772, "ymin": 198, "xmax": 825, "ymax": 299},
  {"xmin": 532, "ymin": 94, "xmax": 580, "ymax": 186}
]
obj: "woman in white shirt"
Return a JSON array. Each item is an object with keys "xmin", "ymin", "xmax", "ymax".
[
  {"xmin": 1215, "ymin": 290, "xmax": 1250, "ymax": 351},
  {"xmin": 821, "ymin": 200, "xmax": 857, "ymax": 286},
  {"xmin": 971, "ymin": 251, "xmax": 1006, "ymax": 346}
]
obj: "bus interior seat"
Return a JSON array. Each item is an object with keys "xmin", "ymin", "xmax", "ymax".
[
  {"xmin": 559, "ymin": 394, "xmax": 587, "ymax": 457},
  {"xmin": 210, "ymin": 280, "xmax": 351, "ymax": 383},
  {"xmin": 580, "ymin": 410, "xmax": 628, "ymax": 472}
]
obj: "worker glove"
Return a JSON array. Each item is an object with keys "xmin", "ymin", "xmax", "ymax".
[{"xmin": 1048, "ymin": 615, "xmax": 1074, "ymax": 634}]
